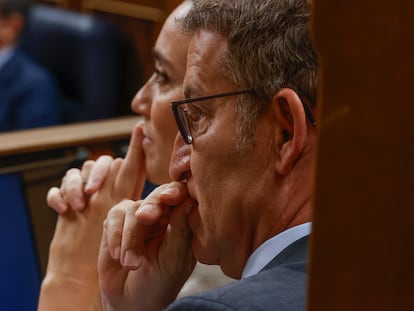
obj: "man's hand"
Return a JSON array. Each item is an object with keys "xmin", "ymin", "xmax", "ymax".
[{"xmin": 99, "ymin": 182, "xmax": 196, "ymax": 311}]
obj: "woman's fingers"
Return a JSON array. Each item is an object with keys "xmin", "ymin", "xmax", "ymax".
[
  {"xmin": 84, "ymin": 155, "xmax": 114, "ymax": 194},
  {"xmin": 80, "ymin": 160, "xmax": 94, "ymax": 185},
  {"xmin": 61, "ymin": 168, "xmax": 85, "ymax": 211},
  {"xmin": 115, "ymin": 123, "xmax": 146, "ymax": 200},
  {"xmin": 46, "ymin": 187, "xmax": 68, "ymax": 213}
]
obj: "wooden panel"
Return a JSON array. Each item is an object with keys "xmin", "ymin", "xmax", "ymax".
[
  {"xmin": 307, "ymin": 0, "xmax": 414, "ymax": 310},
  {"xmin": 82, "ymin": 0, "xmax": 164, "ymax": 21},
  {"xmin": 0, "ymin": 116, "xmax": 140, "ymax": 156}
]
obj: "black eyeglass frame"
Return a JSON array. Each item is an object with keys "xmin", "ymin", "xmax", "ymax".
[
  {"xmin": 171, "ymin": 88, "xmax": 316, "ymax": 145},
  {"xmin": 171, "ymin": 88, "xmax": 254, "ymax": 144}
]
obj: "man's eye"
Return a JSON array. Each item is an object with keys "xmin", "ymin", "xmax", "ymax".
[
  {"xmin": 186, "ymin": 104, "xmax": 206, "ymax": 131},
  {"xmin": 187, "ymin": 104, "xmax": 205, "ymax": 121}
]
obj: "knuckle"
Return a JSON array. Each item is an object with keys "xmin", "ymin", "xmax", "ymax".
[
  {"xmin": 108, "ymin": 224, "xmax": 123, "ymax": 238},
  {"xmin": 66, "ymin": 168, "xmax": 80, "ymax": 177},
  {"xmin": 46, "ymin": 187, "xmax": 58, "ymax": 205},
  {"xmin": 65, "ymin": 182, "xmax": 81, "ymax": 195},
  {"xmin": 82, "ymin": 160, "xmax": 94, "ymax": 170},
  {"xmin": 121, "ymin": 229, "xmax": 140, "ymax": 246},
  {"xmin": 99, "ymin": 155, "xmax": 114, "ymax": 163}
]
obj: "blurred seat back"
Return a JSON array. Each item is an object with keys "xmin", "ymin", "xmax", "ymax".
[
  {"xmin": 0, "ymin": 173, "xmax": 41, "ymax": 311},
  {"xmin": 22, "ymin": 4, "xmax": 120, "ymax": 123}
]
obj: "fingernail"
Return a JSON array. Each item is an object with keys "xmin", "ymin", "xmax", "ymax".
[
  {"xmin": 136, "ymin": 204, "xmax": 159, "ymax": 225},
  {"xmin": 85, "ymin": 182, "xmax": 94, "ymax": 191},
  {"xmin": 161, "ymin": 186, "xmax": 179, "ymax": 195},
  {"xmin": 85, "ymin": 178, "xmax": 99, "ymax": 191},
  {"xmin": 136, "ymin": 204, "xmax": 153, "ymax": 216},
  {"xmin": 123, "ymin": 250, "xmax": 141, "ymax": 268}
]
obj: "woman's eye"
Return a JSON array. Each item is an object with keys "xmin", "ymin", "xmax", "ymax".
[{"xmin": 154, "ymin": 67, "xmax": 168, "ymax": 84}]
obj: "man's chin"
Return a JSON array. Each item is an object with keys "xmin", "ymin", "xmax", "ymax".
[{"xmin": 192, "ymin": 240, "xmax": 219, "ymax": 266}]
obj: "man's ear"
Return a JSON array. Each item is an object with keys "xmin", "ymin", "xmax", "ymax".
[{"xmin": 273, "ymin": 88, "xmax": 308, "ymax": 175}]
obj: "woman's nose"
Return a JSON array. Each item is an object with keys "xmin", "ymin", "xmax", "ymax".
[{"xmin": 131, "ymin": 79, "xmax": 152, "ymax": 117}]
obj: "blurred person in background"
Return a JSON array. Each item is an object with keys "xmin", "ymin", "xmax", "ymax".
[{"xmin": 0, "ymin": 0, "xmax": 60, "ymax": 131}]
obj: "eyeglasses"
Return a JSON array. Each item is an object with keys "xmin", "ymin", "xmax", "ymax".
[
  {"xmin": 171, "ymin": 89, "xmax": 254, "ymax": 144},
  {"xmin": 171, "ymin": 88, "xmax": 316, "ymax": 145}
]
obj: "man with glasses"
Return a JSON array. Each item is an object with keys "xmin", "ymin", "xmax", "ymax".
[{"xmin": 99, "ymin": 0, "xmax": 319, "ymax": 310}]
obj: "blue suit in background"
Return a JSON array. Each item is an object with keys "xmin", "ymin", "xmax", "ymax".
[
  {"xmin": 0, "ymin": 47, "xmax": 60, "ymax": 310},
  {"xmin": 0, "ymin": 48, "xmax": 60, "ymax": 132}
]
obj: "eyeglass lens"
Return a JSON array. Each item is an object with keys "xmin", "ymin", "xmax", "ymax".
[{"xmin": 177, "ymin": 106, "xmax": 193, "ymax": 144}]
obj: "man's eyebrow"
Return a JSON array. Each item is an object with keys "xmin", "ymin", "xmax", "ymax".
[
  {"xmin": 184, "ymin": 86, "xmax": 192, "ymax": 99},
  {"xmin": 184, "ymin": 81, "xmax": 207, "ymax": 99}
]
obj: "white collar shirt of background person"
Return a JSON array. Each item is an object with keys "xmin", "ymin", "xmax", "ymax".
[
  {"xmin": 0, "ymin": 45, "xmax": 15, "ymax": 72},
  {"xmin": 241, "ymin": 222, "xmax": 312, "ymax": 279}
]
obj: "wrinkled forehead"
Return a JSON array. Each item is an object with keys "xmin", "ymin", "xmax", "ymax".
[{"xmin": 184, "ymin": 30, "xmax": 231, "ymax": 97}]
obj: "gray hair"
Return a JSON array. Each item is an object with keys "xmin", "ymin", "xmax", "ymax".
[{"xmin": 180, "ymin": 0, "xmax": 318, "ymax": 148}]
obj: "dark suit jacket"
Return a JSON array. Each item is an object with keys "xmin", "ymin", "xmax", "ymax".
[
  {"xmin": 0, "ymin": 48, "xmax": 60, "ymax": 131},
  {"xmin": 168, "ymin": 236, "xmax": 309, "ymax": 311}
]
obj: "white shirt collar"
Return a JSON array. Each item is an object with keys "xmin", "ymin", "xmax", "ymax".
[{"xmin": 242, "ymin": 222, "xmax": 312, "ymax": 279}]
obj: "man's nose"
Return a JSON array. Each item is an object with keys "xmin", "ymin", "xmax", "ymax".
[{"xmin": 169, "ymin": 133, "xmax": 191, "ymax": 182}]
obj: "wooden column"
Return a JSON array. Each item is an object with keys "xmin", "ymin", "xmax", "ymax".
[{"xmin": 308, "ymin": 1, "xmax": 414, "ymax": 310}]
